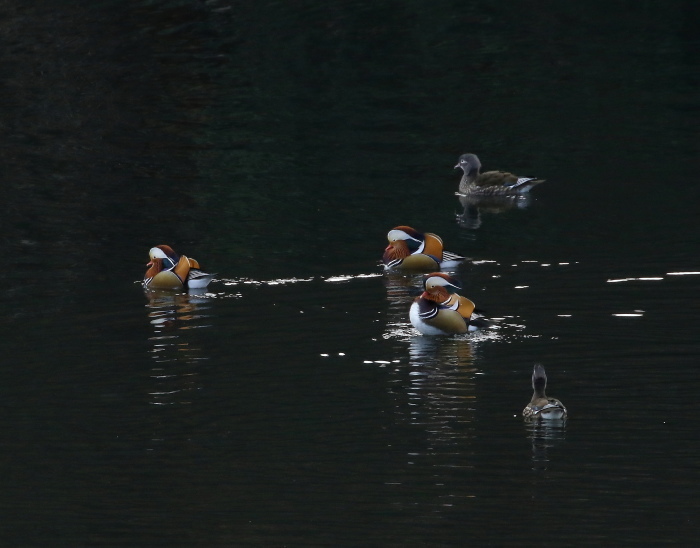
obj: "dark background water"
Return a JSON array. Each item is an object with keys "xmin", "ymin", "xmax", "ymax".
[{"xmin": 1, "ymin": 1, "xmax": 699, "ymax": 545}]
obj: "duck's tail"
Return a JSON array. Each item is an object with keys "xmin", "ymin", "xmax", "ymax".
[{"xmin": 508, "ymin": 177, "xmax": 545, "ymax": 193}]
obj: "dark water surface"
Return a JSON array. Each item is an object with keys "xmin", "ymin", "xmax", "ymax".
[{"xmin": 2, "ymin": 1, "xmax": 699, "ymax": 545}]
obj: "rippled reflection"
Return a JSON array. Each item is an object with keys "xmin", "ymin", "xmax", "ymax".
[
  {"xmin": 456, "ymin": 193, "xmax": 532, "ymax": 229},
  {"xmin": 401, "ymin": 337, "xmax": 478, "ymax": 449},
  {"xmin": 383, "ymin": 334, "xmax": 480, "ymax": 512},
  {"xmin": 144, "ymin": 288, "xmax": 216, "ymax": 406},
  {"xmin": 382, "ymin": 272, "xmax": 422, "ymax": 340},
  {"xmin": 524, "ymin": 419, "xmax": 567, "ymax": 471},
  {"xmin": 405, "ymin": 336, "xmax": 478, "ymax": 433}
]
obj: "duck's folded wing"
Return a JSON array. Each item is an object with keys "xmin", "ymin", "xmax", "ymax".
[
  {"xmin": 442, "ymin": 250, "xmax": 466, "ymax": 262},
  {"xmin": 187, "ymin": 269, "xmax": 214, "ymax": 289},
  {"xmin": 476, "ymin": 170, "xmax": 519, "ymax": 187},
  {"xmin": 173, "ymin": 256, "xmax": 192, "ymax": 282}
]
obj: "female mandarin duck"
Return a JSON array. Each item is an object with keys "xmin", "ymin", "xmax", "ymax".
[
  {"xmin": 143, "ymin": 245, "xmax": 214, "ymax": 290},
  {"xmin": 383, "ymin": 226, "xmax": 466, "ymax": 272},
  {"xmin": 409, "ymin": 272, "xmax": 488, "ymax": 335},
  {"xmin": 523, "ymin": 364, "xmax": 568, "ymax": 420},
  {"xmin": 455, "ymin": 153, "xmax": 544, "ymax": 196}
]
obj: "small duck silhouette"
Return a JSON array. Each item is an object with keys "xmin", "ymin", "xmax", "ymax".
[
  {"xmin": 383, "ymin": 226, "xmax": 466, "ymax": 272},
  {"xmin": 523, "ymin": 364, "xmax": 568, "ymax": 420},
  {"xmin": 455, "ymin": 153, "xmax": 544, "ymax": 196},
  {"xmin": 143, "ymin": 245, "xmax": 214, "ymax": 290},
  {"xmin": 409, "ymin": 272, "xmax": 488, "ymax": 335}
]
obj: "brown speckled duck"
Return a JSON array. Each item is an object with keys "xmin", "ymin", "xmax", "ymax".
[
  {"xmin": 455, "ymin": 153, "xmax": 544, "ymax": 196},
  {"xmin": 523, "ymin": 364, "xmax": 567, "ymax": 421}
]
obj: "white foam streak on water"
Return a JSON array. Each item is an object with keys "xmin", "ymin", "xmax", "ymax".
[
  {"xmin": 324, "ymin": 273, "xmax": 383, "ymax": 282},
  {"xmin": 607, "ymin": 277, "xmax": 664, "ymax": 282},
  {"xmin": 607, "ymin": 272, "xmax": 700, "ymax": 283},
  {"xmin": 221, "ymin": 276, "xmax": 314, "ymax": 286},
  {"xmin": 219, "ymin": 273, "xmax": 382, "ymax": 286}
]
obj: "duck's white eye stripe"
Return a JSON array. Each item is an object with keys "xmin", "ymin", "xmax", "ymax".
[{"xmin": 149, "ymin": 247, "xmax": 169, "ymax": 259}]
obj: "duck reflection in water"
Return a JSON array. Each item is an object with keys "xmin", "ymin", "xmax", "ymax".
[
  {"xmin": 408, "ymin": 335, "xmax": 475, "ymax": 370},
  {"xmin": 525, "ymin": 418, "xmax": 567, "ymax": 471},
  {"xmin": 382, "ymin": 272, "xmax": 425, "ymax": 339},
  {"xmin": 144, "ymin": 287, "xmax": 213, "ymax": 406},
  {"xmin": 456, "ymin": 193, "xmax": 532, "ymax": 230},
  {"xmin": 404, "ymin": 336, "xmax": 478, "ymax": 443},
  {"xmin": 380, "ymin": 335, "xmax": 480, "ymax": 510},
  {"xmin": 522, "ymin": 364, "xmax": 567, "ymax": 470}
]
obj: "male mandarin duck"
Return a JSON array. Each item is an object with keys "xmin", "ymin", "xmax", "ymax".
[
  {"xmin": 455, "ymin": 153, "xmax": 545, "ymax": 196},
  {"xmin": 383, "ymin": 226, "xmax": 466, "ymax": 272},
  {"xmin": 523, "ymin": 364, "xmax": 568, "ymax": 421},
  {"xmin": 143, "ymin": 245, "xmax": 214, "ymax": 290},
  {"xmin": 409, "ymin": 272, "xmax": 488, "ymax": 335}
]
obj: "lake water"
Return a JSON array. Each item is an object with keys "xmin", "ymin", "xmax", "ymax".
[{"xmin": 2, "ymin": 1, "xmax": 699, "ymax": 545}]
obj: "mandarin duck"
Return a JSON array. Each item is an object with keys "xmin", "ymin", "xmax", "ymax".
[
  {"xmin": 455, "ymin": 153, "xmax": 544, "ymax": 196},
  {"xmin": 523, "ymin": 364, "xmax": 568, "ymax": 421},
  {"xmin": 383, "ymin": 226, "xmax": 466, "ymax": 272},
  {"xmin": 143, "ymin": 245, "xmax": 214, "ymax": 290},
  {"xmin": 409, "ymin": 272, "xmax": 488, "ymax": 335}
]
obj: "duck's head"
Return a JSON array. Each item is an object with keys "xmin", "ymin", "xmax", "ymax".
[
  {"xmin": 147, "ymin": 245, "xmax": 179, "ymax": 270},
  {"xmin": 455, "ymin": 153, "xmax": 481, "ymax": 176},
  {"xmin": 422, "ymin": 272, "xmax": 462, "ymax": 301},
  {"xmin": 386, "ymin": 226, "xmax": 424, "ymax": 246},
  {"xmin": 383, "ymin": 226, "xmax": 424, "ymax": 263},
  {"xmin": 532, "ymin": 363, "xmax": 548, "ymax": 396},
  {"xmin": 424, "ymin": 272, "xmax": 461, "ymax": 292}
]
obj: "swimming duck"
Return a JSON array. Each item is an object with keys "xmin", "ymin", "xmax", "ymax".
[
  {"xmin": 383, "ymin": 226, "xmax": 466, "ymax": 272},
  {"xmin": 455, "ymin": 153, "xmax": 544, "ymax": 196},
  {"xmin": 523, "ymin": 364, "xmax": 568, "ymax": 420},
  {"xmin": 143, "ymin": 245, "xmax": 214, "ymax": 290},
  {"xmin": 409, "ymin": 272, "xmax": 488, "ymax": 335}
]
